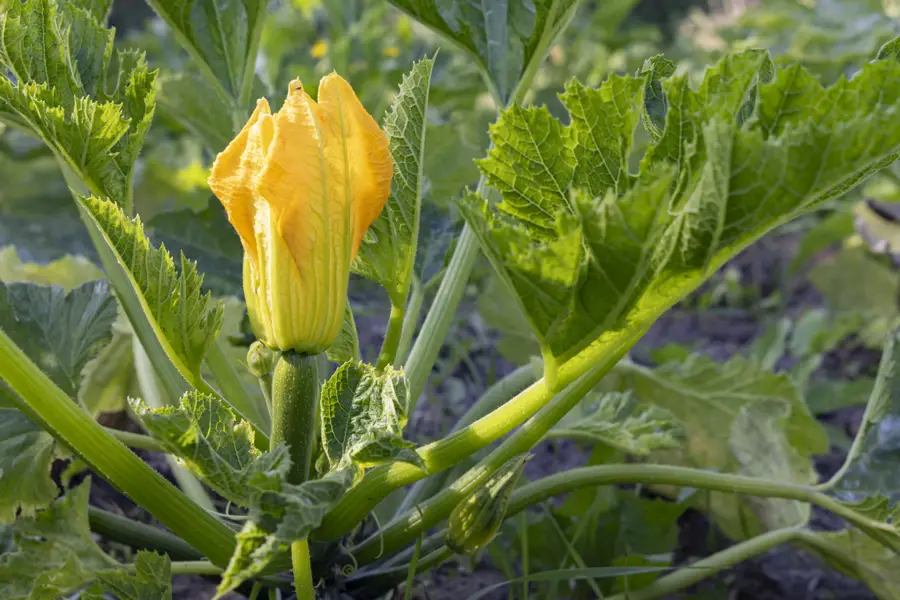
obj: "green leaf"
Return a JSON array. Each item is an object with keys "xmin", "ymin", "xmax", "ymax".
[
  {"xmin": 463, "ymin": 50, "xmax": 900, "ymax": 384},
  {"xmin": 82, "ymin": 552, "xmax": 173, "ymax": 600},
  {"xmin": 388, "ymin": 0, "xmax": 579, "ymax": 103},
  {"xmin": 144, "ymin": 0, "xmax": 266, "ymax": 103},
  {"xmin": 157, "ymin": 72, "xmax": 235, "ymax": 152},
  {"xmin": 0, "ymin": 246, "xmax": 102, "ymax": 291},
  {"xmin": 78, "ymin": 320, "xmax": 136, "ymax": 417},
  {"xmin": 0, "ymin": 280, "xmax": 117, "ymax": 522},
  {"xmin": 148, "ymin": 198, "xmax": 244, "ymax": 297},
  {"xmin": 800, "ymin": 528, "xmax": 900, "ymax": 600},
  {"xmin": 549, "ymin": 391, "xmax": 682, "ymax": 456},
  {"xmin": 809, "ymin": 245, "xmax": 900, "ymax": 348},
  {"xmin": 77, "ymin": 195, "xmax": 224, "ymax": 388},
  {"xmin": 828, "ymin": 331, "xmax": 900, "ymax": 496},
  {"xmin": 326, "ymin": 303, "xmax": 360, "ymax": 364},
  {"xmin": 0, "ymin": 0, "xmax": 156, "ymax": 206},
  {"xmin": 788, "ymin": 211, "xmax": 854, "ymax": 274},
  {"xmin": 216, "ymin": 468, "xmax": 355, "ymax": 596},
  {"xmin": 622, "ymin": 354, "xmax": 828, "ymax": 540},
  {"xmin": 132, "ymin": 392, "xmax": 286, "ymax": 506},
  {"xmin": 0, "ymin": 480, "xmax": 119, "ymax": 599},
  {"xmin": 353, "ymin": 56, "xmax": 434, "ymax": 306},
  {"xmin": 320, "ymin": 361, "xmax": 423, "ymax": 471}
]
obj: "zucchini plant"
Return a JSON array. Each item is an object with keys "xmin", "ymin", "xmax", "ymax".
[{"xmin": 2, "ymin": 0, "xmax": 900, "ymax": 598}]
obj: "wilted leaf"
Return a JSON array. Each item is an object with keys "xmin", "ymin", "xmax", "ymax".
[
  {"xmin": 0, "ymin": 0, "xmax": 156, "ymax": 206},
  {"xmin": 463, "ymin": 49, "xmax": 900, "ymax": 386},
  {"xmin": 133, "ymin": 392, "xmax": 287, "ymax": 506},
  {"xmin": 549, "ymin": 391, "xmax": 682, "ymax": 456},
  {"xmin": 320, "ymin": 361, "xmax": 423, "ymax": 471},
  {"xmin": 622, "ymin": 354, "xmax": 827, "ymax": 539}
]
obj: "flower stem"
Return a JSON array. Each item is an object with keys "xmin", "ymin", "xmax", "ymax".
[
  {"xmin": 271, "ymin": 351, "xmax": 321, "ymax": 597},
  {"xmin": 376, "ymin": 304, "xmax": 406, "ymax": 371}
]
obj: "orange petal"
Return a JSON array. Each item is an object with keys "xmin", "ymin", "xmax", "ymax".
[
  {"xmin": 317, "ymin": 72, "xmax": 393, "ymax": 258},
  {"xmin": 208, "ymin": 99, "xmax": 272, "ymax": 261}
]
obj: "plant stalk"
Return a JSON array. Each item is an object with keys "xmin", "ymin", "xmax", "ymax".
[
  {"xmin": 88, "ymin": 506, "xmax": 202, "ymax": 560},
  {"xmin": 270, "ymin": 351, "xmax": 321, "ymax": 599},
  {"xmin": 376, "ymin": 304, "xmax": 406, "ymax": 371}
]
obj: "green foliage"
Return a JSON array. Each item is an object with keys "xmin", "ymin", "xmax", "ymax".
[
  {"xmin": 0, "ymin": 280, "xmax": 116, "ymax": 522},
  {"xmin": 0, "ymin": 0, "xmax": 156, "ymax": 207},
  {"xmin": 387, "ymin": 0, "xmax": 579, "ymax": 103},
  {"xmin": 622, "ymin": 354, "xmax": 827, "ymax": 540},
  {"xmin": 549, "ymin": 391, "xmax": 682, "ymax": 455},
  {"xmin": 156, "ymin": 72, "xmax": 235, "ymax": 152},
  {"xmin": 77, "ymin": 195, "xmax": 224, "ymax": 384},
  {"xmin": 82, "ymin": 552, "xmax": 173, "ymax": 600},
  {"xmin": 133, "ymin": 392, "xmax": 287, "ymax": 506},
  {"xmin": 143, "ymin": 0, "xmax": 265, "ymax": 106},
  {"xmin": 0, "ymin": 480, "xmax": 118, "ymax": 598},
  {"xmin": 354, "ymin": 56, "xmax": 434, "ymax": 307},
  {"xmin": 463, "ymin": 48, "xmax": 900, "ymax": 384},
  {"xmin": 319, "ymin": 361, "xmax": 422, "ymax": 471}
]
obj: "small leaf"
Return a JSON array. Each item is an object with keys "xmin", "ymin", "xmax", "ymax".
[
  {"xmin": 389, "ymin": 0, "xmax": 579, "ymax": 103},
  {"xmin": 0, "ymin": 480, "xmax": 119, "ymax": 599},
  {"xmin": 145, "ymin": 0, "xmax": 265, "ymax": 103},
  {"xmin": 550, "ymin": 391, "xmax": 683, "ymax": 456},
  {"xmin": 623, "ymin": 354, "xmax": 827, "ymax": 540},
  {"xmin": 77, "ymin": 195, "xmax": 224, "ymax": 386},
  {"xmin": 216, "ymin": 468, "xmax": 355, "ymax": 596},
  {"xmin": 82, "ymin": 552, "xmax": 173, "ymax": 600},
  {"xmin": 320, "ymin": 361, "xmax": 423, "ymax": 471},
  {"xmin": 0, "ymin": 0, "xmax": 156, "ymax": 206},
  {"xmin": 353, "ymin": 56, "xmax": 434, "ymax": 306},
  {"xmin": 133, "ymin": 392, "xmax": 287, "ymax": 506}
]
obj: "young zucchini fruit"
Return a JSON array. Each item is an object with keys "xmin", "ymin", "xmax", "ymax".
[{"xmin": 446, "ymin": 454, "xmax": 529, "ymax": 555}]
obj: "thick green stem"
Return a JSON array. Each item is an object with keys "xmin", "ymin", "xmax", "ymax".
[
  {"xmin": 394, "ymin": 364, "xmax": 538, "ymax": 517},
  {"xmin": 0, "ymin": 329, "xmax": 236, "ymax": 567},
  {"xmin": 271, "ymin": 351, "xmax": 320, "ymax": 597},
  {"xmin": 271, "ymin": 351, "xmax": 320, "ymax": 484},
  {"xmin": 376, "ymin": 304, "xmax": 406, "ymax": 371},
  {"xmin": 292, "ymin": 539, "xmax": 316, "ymax": 600},
  {"xmin": 395, "ymin": 277, "xmax": 424, "ymax": 365},
  {"xmin": 605, "ymin": 528, "xmax": 802, "ymax": 600},
  {"xmin": 88, "ymin": 507, "xmax": 202, "ymax": 561}
]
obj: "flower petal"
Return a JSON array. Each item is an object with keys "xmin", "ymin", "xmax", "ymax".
[{"xmin": 208, "ymin": 99, "xmax": 273, "ymax": 261}]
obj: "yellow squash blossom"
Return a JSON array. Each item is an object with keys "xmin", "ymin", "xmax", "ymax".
[{"xmin": 208, "ymin": 74, "xmax": 392, "ymax": 354}]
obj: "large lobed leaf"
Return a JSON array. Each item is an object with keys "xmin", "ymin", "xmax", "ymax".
[
  {"xmin": 77, "ymin": 195, "xmax": 224, "ymax": 386},
  {"xmin": 462, "ymin": 48, "xmax": 900, "ymax": 385},
  {"xmin": 0, "ymin": 0, "xmax": 156, "ymax": 206},
  {"xmin": 0, "ymin": 280, "xmax": 117, "ymax": 522},
  {"xmin": 353, "ymin": 56, "xmax": 434, "ymax": 307},
  {"xmin": 621, "ymin": 354, "xmax": 828, "ymax": 540},
  {"xmin": 388, "ymin": 0, "xmax": 579, "ymax": 103}
]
